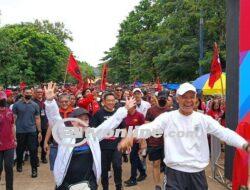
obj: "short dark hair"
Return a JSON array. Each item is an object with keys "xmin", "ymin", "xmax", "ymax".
[
  {"xmin": 24, "ymin": 87, "xmax": 32, "ymax": 92},
  {"xmin": 115, "ymin": 86, "xmax": 122, "ymax": 90},
  {"xmin": 82, "ymin": 88, "xmax": 91, "ymax": 96},
  {"xmin": 103, "ymin": 92, "xmax": 115, "ymax": 100}
]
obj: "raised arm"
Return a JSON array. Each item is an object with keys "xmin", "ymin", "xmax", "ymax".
[
  {"xmin": 92, "ymin": 97, "xmax": 136, "ymax": 141},
  {"xmin": 44, "ymin": 82, "xmax": 62, "ymax": 127},
  {"xmin": 206, "ymin": 115, "xmax": 249, "ymax": 151},
  {"xmin": 118, "ymin": 112, "xmax": 168, "ymax": 152}
]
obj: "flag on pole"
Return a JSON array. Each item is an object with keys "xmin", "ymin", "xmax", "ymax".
[
  {"xmin": 100, "ymin": 64, "xmax": 108, "ymax": 91},
  {"xmin": 208, "ymin": 42, "xmax": 222, "ymax": 88},
  {"xmin": 67, "ymin": 53, "xmax": 83, "ymax": 82}
]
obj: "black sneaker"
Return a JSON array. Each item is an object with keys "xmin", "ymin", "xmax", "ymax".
[
  {"xmin": 155, "ymin": 185, "xmax": 162, "ymax": 190},
  {"xmin": 41, "ymin": 158, "xmax": 48, "ymax": 164},
  {"xmin": 137, "ymin": 174, "xmax": 147, "ymax": 182},
  {"xmin": 115, "ymin": 184, "xmax": 123, "ymax": 190},
  {"xmin": 123, "ymin": 155, "xmax": 128, "ymax": 163},
  {"xmin": 124, "ymin": 179, "xmax": 137, "ymax": 187},
  {"xmin": 31, "ymin": 168, "xmax": 37, "ymax": 178},
  {"xmin": 16, "ymin": 165, "xmax": 22, "ymax": 173}
]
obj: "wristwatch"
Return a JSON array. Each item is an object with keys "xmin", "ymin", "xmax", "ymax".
[{"xmin": 243, "ymin": 143, "xmax": 250, "ymax": 151}]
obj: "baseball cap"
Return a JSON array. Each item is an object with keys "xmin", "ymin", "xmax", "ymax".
[
  {"xmin": 158, "ymin": 91, "xmax": 168, "ymax": 98},
  {"xmin": 176, "ymin": 83, "xmax": 196, "ymax": 96},
  {"xmin": 132, "ymin": 88, "xmax": 143, "ymax": 95},
  {"xmin": 0, "ymin": 91, "xmax": 7, "ymax": 100},
  {"xmin": 69, "ymin": 108, "xmax": 91, "ymax": 118}
]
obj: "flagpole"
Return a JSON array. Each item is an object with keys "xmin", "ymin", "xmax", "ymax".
[{"xmin": 64, "ymin": 53, "xmax": 70, "ymax": 87}]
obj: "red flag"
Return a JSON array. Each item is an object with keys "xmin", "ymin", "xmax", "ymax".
[
  {"xmin": 208, "ymin": 42, "xmax": 222, "ymax": 88},
  {"xmin": 19, "ymin": 82, "xmax": 26, "ymax": 90},
  {"xmin": 100, "ymin": 64, "xmax": 108, "ymax": 91},
  {"xmin": 67, "ymin": 53, "xmax": 83, "ymax": 82},
  {"xmin": 232, "ymin": 121, "xmax": 250, "ymax": 190},
  {"xmin": 156, "ymin": 77, "xmax": 163, "ymax": 92}
]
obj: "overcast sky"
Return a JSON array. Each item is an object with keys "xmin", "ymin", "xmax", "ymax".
[{"xmin": 0, "ymin": 0, "xmax": 140, "ymax": 67}]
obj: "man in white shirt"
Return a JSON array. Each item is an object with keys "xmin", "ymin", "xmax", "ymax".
[
  {"xmin": 132, "ymin": 88, "xmax": 151, "ymax": 117},
  {"xmin": 132, "ymin": 88, "xmax": 151, "ymax": 170},
  {"xmin": 119, "ymin": 83, "xmax": 250, "ymax": 190}
]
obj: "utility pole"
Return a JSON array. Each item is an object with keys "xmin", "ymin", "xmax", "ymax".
[{"xmin": 199, "ymin": 8, "xmax": 204, "ymax": 76}]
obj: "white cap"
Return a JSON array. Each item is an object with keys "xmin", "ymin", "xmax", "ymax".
[
  {"xmin": 176, "ymin": 82, "xmax": 196, "ymax": 96},
  {"xmin": 132, "ymin": 88, "xmax": 143, "ymax": 95}
]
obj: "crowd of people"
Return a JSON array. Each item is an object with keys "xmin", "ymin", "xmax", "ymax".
[{"xmin": 0, "ymin": 82, "xmax": 249, "ymax": 190}]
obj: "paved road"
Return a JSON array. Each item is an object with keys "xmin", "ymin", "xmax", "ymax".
[{"xmin": 0, "ymin": 158, "xmax": 228, "ymax": 190}]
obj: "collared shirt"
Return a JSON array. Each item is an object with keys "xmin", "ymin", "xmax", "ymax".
[
  {"xmin": 136, "ymin": 99, "xmax": 151, "ymax": 117},
  {"xmin": 12, "ymin": 100, "xmax": 40, "ymax": 133},
  {"xmin": 34, "ymin": 98, "xmax": 48, "ymax": 130}
]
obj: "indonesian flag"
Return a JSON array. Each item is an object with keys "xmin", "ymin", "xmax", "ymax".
[
  {"xmin": 156, "ymin": 77, "xmax": 163, "ymax": 92},
  {"xmin": 67, "ymin": 53, "xmax": 83, "ymax": 82},
  {"xmin": 208, "ymin": 42, "xmax": 222, "ymax": 88},
  {"xmin": 100, "ymin": 63, "xmax": 108, "ymax": 91},
  {"xmin": 232, "ymin": 121, "xmax": 250, "ymax": 190}
]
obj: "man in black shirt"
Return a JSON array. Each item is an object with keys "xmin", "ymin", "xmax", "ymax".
[
  {"xmin": 92, "ymin": 92, "xmax": 125, "ymax": 190},
  {"xmin": 33, "ymin": 88, "xmax": 48, "ymax": 164},
  {"xmin": 114, "ymin": 86, "xmax": 125, "ymax": 109}
]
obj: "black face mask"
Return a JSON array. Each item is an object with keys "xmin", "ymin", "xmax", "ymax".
[
  {"xmin": 25, "ymin": 95, "xmax": 32, "ymax": 100},
  {"xmin": 0, "ymin": 99, "xmax": 7, "ymax": 107},
  {"xmin": 158, "ymin": 99, "xmax": 166, "ymax": 107}
]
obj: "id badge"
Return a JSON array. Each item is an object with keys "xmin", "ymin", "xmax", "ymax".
[{"xmin": 41, "ymin": 109, "xmax": 45, "ymax": 116}]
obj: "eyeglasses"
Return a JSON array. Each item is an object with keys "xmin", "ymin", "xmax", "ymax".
[{"xmin": 116, "ymin": 89, "xmax": 122, "ymax": 91}]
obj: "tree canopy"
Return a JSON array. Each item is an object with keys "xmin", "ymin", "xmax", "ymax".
[
  {"xmin": 102, "ymin": 0, "xmax": 226, "ymax": 83},
  {"xmin": 0, "ymin": 20, "xmax": 94, "ymax": 86}
]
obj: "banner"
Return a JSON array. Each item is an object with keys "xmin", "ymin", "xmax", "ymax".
[{"xmin": 239, "ymin": 0, "xmax": 250, "ymax": 123}]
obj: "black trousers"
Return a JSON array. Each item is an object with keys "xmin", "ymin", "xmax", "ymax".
[
  {"xmin": 164, "ymin": 167, "xmax": 208, "ymax": 190},
  {"xmin": 40, "ymin": 129, "xmax": 47, "ymax": 160},
  {"xmin": 16, "ymin": 132, "xmax": 38, "ymax": 169},
  {"xmin": 101, "ymin": 149, "xmax": 122, "ymax": 190},
  {"xmin": 0, "ymin": 149, "xmax": 14, "ymax": 190},
  {"xmin": 129, "ymin": 143, "xmax": 146, "ymax": 181}
]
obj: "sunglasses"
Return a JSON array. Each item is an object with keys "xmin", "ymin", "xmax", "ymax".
[{"xmin": 116, "ymin": 89, "xmax": 122, "ymax": 91}]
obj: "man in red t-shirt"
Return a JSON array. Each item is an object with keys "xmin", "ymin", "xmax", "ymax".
[
  {"xmin": 124, "ymin": 106, "xmax": 147, "ymax": 187},
  {"xmin": 0, "ymin": 91, "xmax": 16, "ymax": 190},
  {"xmin": 146, "ymin": 91, "xmax": 171, "ymax": 190}
]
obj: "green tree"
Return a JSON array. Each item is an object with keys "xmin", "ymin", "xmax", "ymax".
[
  {"xmin": 0, "ymin": 21, "xmax": 71, "ymax": 85},
  {"xmin": 33, "ymin": 19, "xmax": 73, "ymax": 43},
  {"xmin": 102, "ymin": 0, "xmax": 226, "ymax": 83}
]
